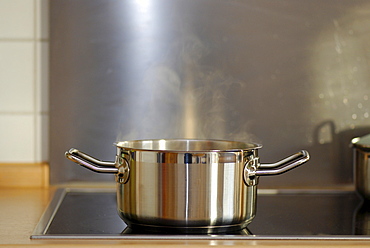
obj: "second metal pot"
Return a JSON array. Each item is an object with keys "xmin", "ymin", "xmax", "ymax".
[
  {"xmin": 65, "ymin": 139, "xmax": 309, "ymax": 233},
  {"xmin": 352, "ymin": 134, "xmax": 370, "ymax": 201}
]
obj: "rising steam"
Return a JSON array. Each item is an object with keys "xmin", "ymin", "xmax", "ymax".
[{"xmin": 116, "ymin": 32, "xmax": 260, "ymax": 144}]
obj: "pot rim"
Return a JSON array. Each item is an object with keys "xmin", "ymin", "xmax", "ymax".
[
  {"xmin": 114, "ymin": 138, "xmax": 262, "ymax": 152},
  {"xmin": 352, "ymin": 134, "xmax": 370, "ymax": 149}
]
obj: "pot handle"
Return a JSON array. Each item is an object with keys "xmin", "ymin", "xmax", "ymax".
[
  {"xmin": 243, "ymin": 150, "xmax": 309, "ymax": 186},
  {"xmin": 257, "ymin": 150, "xmax": 310, "ymax": 176},
  {"xmin": 65, "ymin": 148, "xmax": 118, "ymax": 173}
]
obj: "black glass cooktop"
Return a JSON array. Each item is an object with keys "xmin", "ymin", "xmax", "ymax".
[{"xmin": 31, "ymin": 188, "xmax": 370, "ymax": 240}]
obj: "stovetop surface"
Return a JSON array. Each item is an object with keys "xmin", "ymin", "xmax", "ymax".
[{"xmin": 31, "ymin": 188, "xmax": 370, "ymax": 240}]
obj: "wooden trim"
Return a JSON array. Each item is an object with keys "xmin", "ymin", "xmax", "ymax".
[{"xmin": 0, "ymin": 163, "xmax": 49, "ymax": 188}]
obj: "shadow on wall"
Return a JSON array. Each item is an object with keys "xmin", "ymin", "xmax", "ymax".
[
  {"xmin": 313, "ymin": 121, "xmax": 370, "ymax": 184},
  {"xmin": 258, "ymin": 1, "xmax": 370, "ymax": 188},
  {"xmin": 309, "ymin": 3, "xmax": 370, "ymax": 186}
]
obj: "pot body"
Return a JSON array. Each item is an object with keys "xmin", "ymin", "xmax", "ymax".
[
  {"xmin": 116, "ymin": 147, "xmax": 257, "ymax": 232},
  {"xmin": 352, "ymin": 134, "xmax": 370, "ymax": 201}
]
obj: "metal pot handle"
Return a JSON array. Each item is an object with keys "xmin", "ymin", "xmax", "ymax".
[
  {"xmin": 243, "ymin": 150, "xmax": 309, "ymax": 186},
  {"xmin": 65, "ymin": 148, "xmax": 118, "ymax": 173},
  {"xmin": 257, "ymin": 150, "xmax": 310, "ymax": 175}
]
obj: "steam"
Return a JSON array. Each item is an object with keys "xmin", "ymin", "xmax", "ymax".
[{"xmin": 116, "ymin": 33, "xmax": 260, "ymax": 143}]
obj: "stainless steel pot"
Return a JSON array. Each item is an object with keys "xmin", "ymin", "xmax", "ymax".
[
  {"xmin": 352, "ymin": 134, "xmax": 370, "ymax": 201},
  {"xmin": 65, "ymin": 139, "xmax": 309, "ymax": 233}
]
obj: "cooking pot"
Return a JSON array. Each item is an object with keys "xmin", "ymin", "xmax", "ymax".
[
  {"xmin": 352, "ymin": 134, "xmax": 370, "ymax": 201},
  {"xmin": 65, "ymin": 139, "xmax": 309, "ymax": 233}
]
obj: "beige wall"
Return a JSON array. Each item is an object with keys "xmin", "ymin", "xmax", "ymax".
[{"xmin": 0, "ymin": 0, "xmax": 49, "ymax": 163}]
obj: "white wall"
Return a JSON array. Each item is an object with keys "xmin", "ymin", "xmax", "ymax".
[{"xmin": 0, "ymin": 0, "xmax": 49, "ymax": 163}]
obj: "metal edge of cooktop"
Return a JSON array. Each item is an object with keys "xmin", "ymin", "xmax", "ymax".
[{"xmin": 30, "ymin": 187, "xmax": 370, "ymax": 241}]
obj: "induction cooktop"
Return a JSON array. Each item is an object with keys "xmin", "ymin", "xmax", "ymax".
[{"xmin": 31, "ymin": 188, "xmax": 370, "ymax": 240}]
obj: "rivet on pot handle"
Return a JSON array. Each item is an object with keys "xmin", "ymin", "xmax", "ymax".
[
  {"xmin": 243, "ymin": 150, "xmax": 310, "ymax": 186},
  {"xmin": 116, "ymin": 157, "xmax": 130, "ymax": 184}
]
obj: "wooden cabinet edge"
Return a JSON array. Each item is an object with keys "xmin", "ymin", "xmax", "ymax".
[{"xmin": 0, "ymin": 163, "xmax": 49, "ymax": 188}]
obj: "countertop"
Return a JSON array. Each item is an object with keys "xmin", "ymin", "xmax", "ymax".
[{"xmin": 2, "ymin": 186, "xmax": 370, "ymax": 247}]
